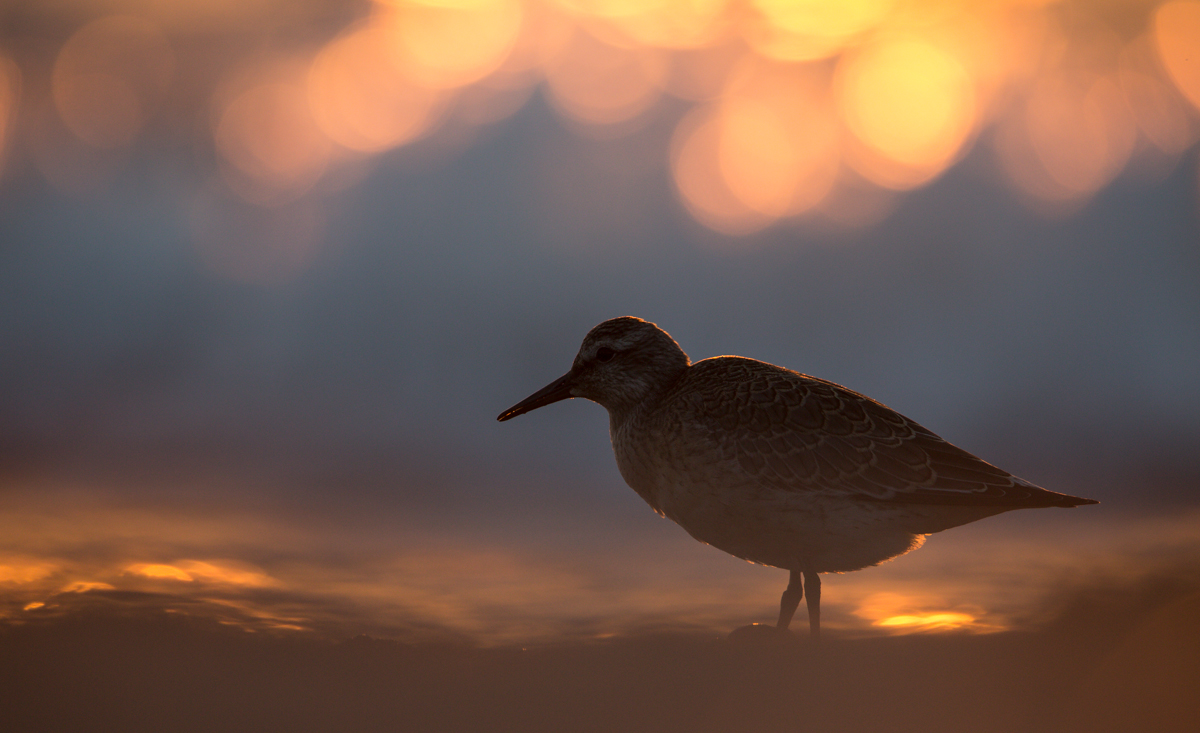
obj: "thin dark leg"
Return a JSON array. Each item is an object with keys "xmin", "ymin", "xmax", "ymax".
[
  {"xmin": 776, "ymin": 569, "xmax": 803, "ymax": 630},
  {"xmin": 804, "ymin": 570, "xmax": 821, "ymax": 639}
]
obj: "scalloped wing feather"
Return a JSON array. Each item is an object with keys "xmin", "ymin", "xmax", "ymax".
[{"xmin": 671, "ymin": 357, "xmax": 1095, "ymax": 508}]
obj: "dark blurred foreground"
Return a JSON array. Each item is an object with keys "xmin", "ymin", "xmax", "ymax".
[{"xmin": 2, "ymin": 569, "xmax": 1196, "ymax": 733}]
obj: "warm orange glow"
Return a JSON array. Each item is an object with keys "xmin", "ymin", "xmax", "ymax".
[
  {"xmin": 746, "ymin": 0, "xmax": 895, "ymax": 61},
  {"xmin": 542, "ymin": 26, "xmax": 669, "ymax": 126},
  {"xmin": 0, "ymin": 0, "xmax": 1185, "ymax": 235},
  {"xmin": 1118, "ymin": 72, "xmax": 1195, "ymax": 157},
  {"xmin": 998, "ymin": 72, "xmax": 1138, "ymax": 206},
  {"xmin": 719, "ymin": 100, "xmax": 809, "ymax": 216},
  {"xmin": 1120, "ymin": 47, "xmax": 1198, "ymax": 156},
  {"xmin": 671, "ymin": 107, "xmax": 774, "ymax": 235},
  {"xmin": 662, "ymin": 45, "xmax": 742, "ymax": 101},
  {"xmin": 62, "ymin": 581, "xmax": 116, "ymax": 593},
  {"xmin": 126, "ymin": 563, "xmax": 195, "ymax": 581},
  {"xmin": 214, "ymin": 74, "xmax": 332, "ymax": 201},
  {"xmin": 571, "ymin": 0, "xmax": 733, "ymax": 50},
  {"xmin": 1, "ymin": 484, "xmax": 1198, "ymax": 643},
  {"xmin": 3, "ymin": 1, "xmax": 1199, "ymax": 234},
  {"xmin": 204, "ymin": 598, "xmax": 310, "ymax": 631},
  {"xmin": 1034, "ymin": 76, "xmax": 1137, "ymax": 195},
  {"xmin": 308, "ymin": 24, "xmax": 447, "ymax": 153},
  {"xmin": 374, "ymin": 0, "xmax": 524, "ymax": 90},
  {"xmin": 176, "ymin": 560, "xmax": 280, "ymax": 587},
  {"xmin": 0, "ymin": 558, "xmax": 59, "ymax": 584},
  {"xmin": 716, "ymin": 60, "xmax": 840, "ymax": 217},
  {"xmin": 65, "ymin": 0, "xmax": 300, "ymax": 32},
  {"xmin": 925, "ymin": 7, "xmax": 1044, "ymax": 127},
  {"xmin": 0, "ymin": 54, "xmax": 19, "ymax": 172},
  {"xmin": 877, "ymin": 612, "xmax": 977, "ymax": 630},
  {"xmin": 838, "ymin": 37, "xmax": 977, "ymax": 189},
  {"xmin": 1154, "ymin": 1, "xmax": 1200, "ymax": 111},
  {"xmin": 51, "ymin": 15, "xmax": 174, "ymax": 149},
  {"xmin": 23, "ymin": 602, "xmax": 45, "ymax": 611},
  {"xmin": 854, "ymin": 592, "xmax": 997, "ymax": 634}
]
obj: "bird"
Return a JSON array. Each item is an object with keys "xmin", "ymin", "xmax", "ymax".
[{"xmin": 497, "ymin": 316, "xmax": 1097, "ymax": 638}]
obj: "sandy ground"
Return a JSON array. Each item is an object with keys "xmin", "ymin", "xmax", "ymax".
[{"xmin": 2, "ymin": 567, "xmax": 1196, "ymax": 733}]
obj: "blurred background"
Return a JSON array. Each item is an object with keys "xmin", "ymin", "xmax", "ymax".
[{"xmin": 1, "ymin": 0, "xmax": 1199, "ymax": 663}]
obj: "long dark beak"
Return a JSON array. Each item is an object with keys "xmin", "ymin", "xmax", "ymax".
[{"xmin": 497, "ymin": 372, "xmax": 575, "ymax": 422}]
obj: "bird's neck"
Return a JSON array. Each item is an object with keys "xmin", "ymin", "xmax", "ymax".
[{"xmin": 604, "ymin": 365, "xmax": 686, "ymax": 429}]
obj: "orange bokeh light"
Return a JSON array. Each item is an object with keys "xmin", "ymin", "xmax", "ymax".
[
  {"xmin": 51, "ymin": 15, "xmax": 174, "ymax": 150},
  {"xmin": 215, "ymin": 75, "xmax": 332, "ymax": 201},
  {"xmin": 0, "ymin": 54, "xmax": 18, "ymax": 174},
  {"xmin": 876, "ymin": 612, "xmax": 978, "ymax": 630},
  {"xmin": 122, "ymin": 561, "xmax": 277, "ymax": 586},
  {"xmin": 3, "ymin": 482, "xmax": 1199, "ymax": 643},
  {"xmin": 838, "ymin": 37, "xmax": 978, "ymax": 189},
  {"xmin": 570, "ymin": 0, "xmax": 733, "ymax": 50},
  {"xmin": 0, "ymin": 557, "xmax": 59, "ymax": 584},
  {"xmin": 746, "ymin": 0, "xmax": 895, "ymax": 62},
  {"xmin": 716, "ymin": 59, "xmax": 840, "ymax": 217},
  {"xmin": 854, "ymin": 592, "xmax": 999, "ymax": 634},
  {"xmin": 62, "ymin": 581, "xmax": 116, "ymax": 593},
  {"xmin": 671, "ymin": 107, "xmax": 775, "ymax": 235},
  {"xmin": 177, "ymin": 560, "xmax": 280, "ymax": 587},
  {"xmin": 1120, "ymin": 46, "xmax": 1198, "ymax": 156},
  {"xmin": 998, "ymin": 72, "xmax": 1137, "ymax": 206},
  {"xmin": 374, "ymin": 0, "xmax": 525, "ymax": 90},
  {"xmin": 0, "ymin": 0, "xmax": 1194, "ymax": 237},
  {"xmin": 542, "ymin": 25, "xmax": 669, "ymax": 126},
  {"xmin": 1155, "ymin": 1, "xmax": 1200, "ymax": 111},
  {"xmin": 126, "ymin": 563, "xmax": 195, "ymax": 581},
  {"xmin": 308, "ymin": 24, "xmax": 447, "ymax": 153}
]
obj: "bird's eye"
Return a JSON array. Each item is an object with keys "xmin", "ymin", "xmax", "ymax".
[{"xmin": 596, "ymin": 347, "xmax": 616, "ymax": 363}]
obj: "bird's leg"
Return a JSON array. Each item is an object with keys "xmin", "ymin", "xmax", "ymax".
[
  {"xmin": 804, "ymin": 570, "xmax": 821, "ymax": 639},
  {"xmin": 777, "ymin": 569, "xmax": 803, "ymax": 630}
]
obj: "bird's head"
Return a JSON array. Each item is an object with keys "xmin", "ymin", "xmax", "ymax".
[{"xmin": 497, "ymin": 316, "xmax": 689, "ymax": 422}]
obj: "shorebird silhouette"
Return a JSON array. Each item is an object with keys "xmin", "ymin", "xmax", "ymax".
[{"xmin": 497, "ymin": 317, "xmax": 1097, "ymax": 638}]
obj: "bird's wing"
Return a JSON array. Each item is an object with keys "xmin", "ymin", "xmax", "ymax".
[{"xmin": 681, "ymin": 358, "xmax": 1091, "ymax": 508}]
